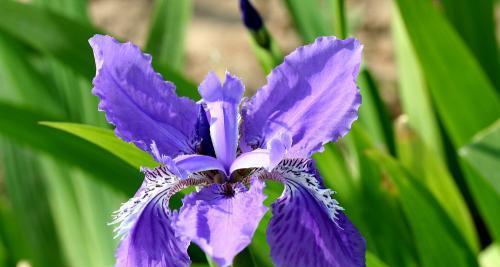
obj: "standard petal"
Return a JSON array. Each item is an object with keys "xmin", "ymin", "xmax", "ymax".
[
  {"xmin": 174, "ymin": 180, "xmax": 267, "ymax": 267},
  {"xmin": 195, "ymin": 104, "xmax": 216, "ymax": 157},
  {"xmin": 90, "ymin": 34, "xmax": 198, "ymax": 158},
  {"xmin": 198, "ymin": 72, "xmax": 244, "ymax": 170},
  {"xmin": 265, "ymin": 159, "xmax": 365, "ymax": 267},
  {"xmin": 174, "ymin": 154, "xmax": 226, "ymax": 178},
  {"xmin": 230, "ymin": 132, "xmax": 292, "ymax": 174},
  {"xmin": 112, "ymin": 166, "xmax": 198, "ymax": 267},
  {"xmin": 242, "ymin": 37, "xmax": 362, "ymax": 157}
]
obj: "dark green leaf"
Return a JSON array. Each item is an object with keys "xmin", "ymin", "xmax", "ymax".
[
  {"xmin": 367, "ymin": 150, "xmax": 479, "ymax": 267},
  {"xmin": 0, "ymin": 102, "xmax": 140, "ymax": 194},
  {"xmin": 0, "ymin": 141, "xmax": 67, "ymax": 267},
  {"xmin": 0, "ymin": 1, "xmax": 198, "ymax": 97},
  {"xmin": 394, "ymin": 0, "xmax": 500, "ymax": 147},
  {"xmin": 440, "ymin": 0, "xmax": 498, "ymax": 90},
  {"xmin": 348, "ymin": 127, "xmax": 417, "ymax": 266},
  {"xmin": 395, "ymin": 118, "xmax": 479, "ymax": 251}
]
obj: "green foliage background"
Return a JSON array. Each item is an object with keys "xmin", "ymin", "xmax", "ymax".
[{"xmin": 0, "ymin": 0, "xmax": 498, "ymax": 266}]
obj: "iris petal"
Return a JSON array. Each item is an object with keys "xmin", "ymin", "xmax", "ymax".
[
  {"xmin": 198, "ymin": 72, "xmax": 244, "ymax": 170},
  {"xmin": 89, "ymin": 34, "xmax": 198, "ymax": 159},
  {"xmin": 115, "ymin": 195, "xmax": 190, "ymax": 267},
  {"xmin": 174, "ymin": 179, "xmax": 267, "ymax": 267},
  {"xmin": 266, "ymin": 160, "xmax": 366, "ymax": 267},
  {"xmin": 174, "ymin": 154, "xmax": 226, "ymax": 178},
  {"xmin": 242, "ymin": 37, "xmax": 362, "ymax": 157},
  {"xmin": 113, "ymin": 166, "xmax": 197, "ymax": 267}
]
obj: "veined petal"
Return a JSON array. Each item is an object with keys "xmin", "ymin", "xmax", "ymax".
[
  {"xmin": 115, "ymin": 195, "xmax": 190, "ymax": 267},
  {"xmin": 174, "ymin": 180, "xmax": 267, "ymax": 267},
  {"xmin": 198, "ymin": 72, "xmax": 244, "ymax": 170},
  {"xmin": 242, "ymin": 37, "xmax": 362, "ymax": 157},
  {"xmin": 113, "ymin": 166, "xmax": 210, "ymax": 267},
  {"xmin": 90, "ymin": 34, "xmax": 198, "ymax": 158},
  {"xmin": 264, "ymin": 159, "xmax": 365, "ymax": 267}
]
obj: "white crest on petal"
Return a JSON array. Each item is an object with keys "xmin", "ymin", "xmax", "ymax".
[
  {"xmin": 273, "ymin": 158, "xmax": 343, "ymax": 224},
  {"xmin": 110, "ymin": 166, "xmax": 179, "ymax": 239}
]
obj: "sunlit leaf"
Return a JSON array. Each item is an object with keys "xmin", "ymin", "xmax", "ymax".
[
  {"xmin": 392, "ymin": 8, "xmax": 444, "ymax": 159},
  {"xmin": 41, "ymin": 122, "xmax": 157, "ymax": 169}
]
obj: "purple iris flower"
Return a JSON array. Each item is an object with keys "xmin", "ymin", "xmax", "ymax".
[{"xmin": 90, "ymin": 34, "xmax": 365, "ymax": 267}]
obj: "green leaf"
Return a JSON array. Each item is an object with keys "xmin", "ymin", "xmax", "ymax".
[
  {"xmin": 367, "ymin": 150, "xmax": 479, "ymax": 267},
  {"xmin": 0, "ymin": 0, "xmax": 198, "ymax": 97},
  {"xmin": 40, "ymin": 122, "xmax": 157, "ymax": 169},
  {"xmin": 0, "ymin": 141, "xmax": 67, "ymax": 267},
  {"xmin": 0, "ymin": 0, "xmax": 96, "ymax": 78},
  {"xmin": 348, "ymin": 127, "xmax": 417, "ymax": 267},
  {"xmin": 440, "ymin": 0, "xmax": 498, "ymax": 90},
  {"xmin": 0, "ymin": 196, "xmax": 31, "ymax": 266},
  {"xmin": 284, "ymin": 0, "xmax": 333, "ymax": 43},
  {"xmin": 0, "ymin": 102, "xmax": 140, "ymax": 194},
  {"xmin": 0, "ymin": 33, "xmax": 63, "ymax": 116},
  {"xmin": 394, "ymin": 0, "xmax": 500, "ymax": 147},
  {"xmin": 357, "ymin": 69, "xmax": 395, "ymax": 155},
  {"xmin": 459, "ymin": 120, "xmax": 500, "ymax": 195},
  {"xmin": 32, "ymin": 0, "xmax": 89, "ymax": 24},
  {"xmin": 247, "ymin": 29, "xmax": 283, "ymax": 75},
  {"xmin": 392, "ymin": 8, "xmax": 444, "ymax": 159},
  {"xmin": 366, "ymin": 251, "xmax": 389, "ymax": 267},
  {"xmin": 395, "ymin": 117, "xmax": 479, "ymax": 251},
  {"xmin": 459, "ymin": 120, "xmax": 500, "ymax": 239},
  {"xmin": 146, "ymin": 0, "xmax": 192, "ymax": 71}
]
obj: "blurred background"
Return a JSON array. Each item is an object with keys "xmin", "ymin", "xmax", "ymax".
[{"xmin": 0, "ymin": 0, "xmax": 498, "ymax": 266}]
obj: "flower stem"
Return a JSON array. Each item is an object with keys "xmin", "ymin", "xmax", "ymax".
[{"xmin": 333, "ymin": 0, "xmax": 347, "ymax": 39}]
